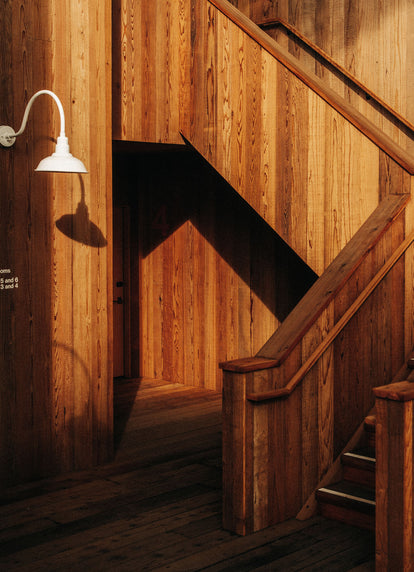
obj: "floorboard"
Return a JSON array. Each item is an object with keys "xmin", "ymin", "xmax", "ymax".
[{"xmin": 0, "ymin": 378, "xmax": 375, "ymax": 571}]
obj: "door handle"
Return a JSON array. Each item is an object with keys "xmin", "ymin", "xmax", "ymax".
[{"xmin": 113, "ymin": 297, "xmax": 123, "ymax": 304}]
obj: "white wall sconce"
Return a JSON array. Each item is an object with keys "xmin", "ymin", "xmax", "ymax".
[{"xmin": 0, "ymin": 89, "xmax": 87, "ymax": 173}]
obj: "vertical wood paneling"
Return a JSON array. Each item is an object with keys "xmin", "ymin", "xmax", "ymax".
[
  {"xmin": 0, "ymin": 0, "xmax": 112, "ymax": 487},
  {"xmin": 221, "ymin": 198, "xmax": 411, "ymax": 532},
  {"xmin": 191, "ymin": 1, "xmax": 389, "ymax": 272},
  {"xmin": 375, "ymin": 388, "xmax": 414, "ymax": 570},
  {"xmin": 114, "ymin": 149, "xmax": 314, "ymax": 391},
  {"xmin": 222, "ymin": 369, "xmax": 248, "ymax": 534},
  {"xmin": 333, "ymin": 213, "xmax": 406, "ymax": 454},
  {"xmin": 114, "ymin": 0, "xmax": 411, "ymax": 278},
  {"xmin": 231, "ymin": 0, "xmax": 414, "ymax": 151},
  {"xmin": 113, "ymin": 0, "xmax": 413, "ymax": 396}
]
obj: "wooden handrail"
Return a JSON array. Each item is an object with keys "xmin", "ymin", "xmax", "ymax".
[
  {"xmin": 220, "ymin": 193, "xmax": 410, "ymax": 373},
  {"xmin": 257, "ymin": 17, "xmax": 414, "ymax": 137},
  {"xmin": 374, "ymin": 380, "xmax": 414, "ymax": 401},
  {"xmin": 208, "ymin": 0, "xmax": 414, "ymax": 174},
  {"xmin": 258, "ymin": 196, "xmax": 409, "ymax": 360},
  {"xmin": 246, "ymin": 228, "xmax": 414, "ymax": 402}
]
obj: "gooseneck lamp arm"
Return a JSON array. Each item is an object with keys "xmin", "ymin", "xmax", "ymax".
[
  {"xmin": 0, "ymin": 89, "xmax": 87, "ymax": 173},
  {"xmin": 14, "ymin": 90, "xmax": 66, "ymax": 140}
]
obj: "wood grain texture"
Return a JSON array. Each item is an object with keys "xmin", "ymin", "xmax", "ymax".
[
  {"xmin": 0, "ymin": 0, "xmax": 112, "ymax": 488},
  {"xmin": 258, "ymin": 16, "xmax": 414, "ymax": 137},
  {"xmin": 230, "ymin": 0, "xmax": 414, "ymax": 154},
  {"xmin": 113, "ymin": 148, "xmax": 316, "ymax": 391},
  {"xmin": 222, "ymin": 204, "xmax": 412, "ymax": 531},
  {"xmin": 112, "ymin": 2, "xmax": 414, "ymax": 534},
  {"xmin": 0, "ymin": 378, "xmax": 375, "ymax": 571},
  {"xmin": 375, "ymin": 394, "xmax": 414, "ymax": 571},
  {"xmin": 182, "ymin": 1, "xmax": 398, "ymax": 273},
  {"xmin": 112, "ymin": 0, "xmax": 183, "ymax": 145},
  {"xmin": 113, "ymin": 0, "xmax": 414, "ymax": 388},
  {"xmin": 113, "ymin": 0, "xmax": 413, "ymax": 277}
]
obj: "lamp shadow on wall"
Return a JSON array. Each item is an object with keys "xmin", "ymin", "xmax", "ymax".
[{"xmin": 55, "ymin": 176, "xmax": 107, "ymax": 247}]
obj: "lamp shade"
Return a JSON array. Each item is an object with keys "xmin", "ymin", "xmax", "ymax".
[
  {"xmin": 35, "ymin": 135, "xmax": 87, "ymax": 173},
  {"xmin": 0, "ymin": 91, "xmax": 88, "ymax": 174}
]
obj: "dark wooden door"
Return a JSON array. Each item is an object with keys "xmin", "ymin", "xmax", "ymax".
[{"xmin": 113, "ymin": 206, "xmax": 130, "ymax": 377}]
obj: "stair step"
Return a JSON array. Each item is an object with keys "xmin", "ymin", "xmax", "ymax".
[
  {"xmin": 342, "ymin": 449, "xmax": 376, "ymax": 488},
  {"xmin": 316, "ymin": 481, "xmax": 375, "ymax": 531}
]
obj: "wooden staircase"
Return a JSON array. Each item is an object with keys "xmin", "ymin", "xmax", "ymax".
[
  {"xmin": 316, "ymin": 422, "xmax": 376, "ymax": 531},
  {"xmin": 316, "ymin": 356, "xmax": 414, "ymax": 532}
]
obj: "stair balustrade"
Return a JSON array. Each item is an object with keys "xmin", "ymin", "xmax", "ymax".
[{"xmin": 221, "ymin": 195, "xmax": 413, "ymax": 535}]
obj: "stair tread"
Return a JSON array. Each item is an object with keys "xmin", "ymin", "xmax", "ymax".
[
  {"xmin": 342, "ymin": 447, "xmax": 375, "ymax": 466},
  {"xmin": 317, "ymin": 481, "xmax": 375, "ymax": 505}
]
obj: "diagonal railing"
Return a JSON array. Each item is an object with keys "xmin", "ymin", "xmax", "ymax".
[
  {"xmin": 220, "ymin": 192, "xmax": 412, "ymax": 534},
  {"xmin": 247, "ymin": 225, "xmax": 414, "ymax": 402},
  {"xmin": 257, "ymin": 16, "xmax": 414, "ymax": 138},
  {"xmin": 208, "ymin": 0, "xmax": 414, "ymax": 174}
]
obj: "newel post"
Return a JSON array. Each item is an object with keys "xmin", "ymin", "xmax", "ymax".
[
  {"xmin": 221, "ymin": 357, "xmax": 278, "ymax": 535},
  {"xmin": 373, "ymin": 381, "xmax": 414, "ymax": 571},
  {"xmin": 222, "ymin": 368, "xmax": 252, "ymax": 535}
]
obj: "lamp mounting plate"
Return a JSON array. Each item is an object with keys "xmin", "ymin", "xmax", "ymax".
[{"xmin": 0, "ymin": 126, "xmax": 16, "ymax": 147}]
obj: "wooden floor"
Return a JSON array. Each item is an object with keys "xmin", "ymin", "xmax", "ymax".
[{"xmin": 0, "ymin": 378, "xmax": 375, "ymax": 571}]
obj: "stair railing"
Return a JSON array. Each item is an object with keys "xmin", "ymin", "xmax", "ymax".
[
  {"xmin": 256, "ymin": 17, "xmax": 414, "ymax": 139},
  {"xmin": 221, "ymin": 193, "xmax": 413, "ymax": 535},
  {"xmin": 247, "ymin": 227, "xmax": 414, "ymax": 402},
  {"xmin": 208, "ymin": 0, "xmax": 414, "ymax": 174}
]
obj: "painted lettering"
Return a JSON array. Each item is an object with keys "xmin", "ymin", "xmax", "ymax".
[{"xmin": 0, "ymin": 274, "xmax": 19, "ymax": 292}]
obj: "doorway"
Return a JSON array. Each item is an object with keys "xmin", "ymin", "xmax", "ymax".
[{"xmin": 113, "ymin": 205, "xmax": 131, "ymax": 378}]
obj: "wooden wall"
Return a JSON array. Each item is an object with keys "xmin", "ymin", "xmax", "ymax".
[
  {"xmin": 0, "ymin": 0, "xmax": 112, "ymax": 487},
  {"xmin": 114, "ymin": 147, "xmax": 317, "ymax": 390},
  {"xmin": 112, "ymin": 0, "xmax": 185, "ymax": 145},
  {"xmin": 222, "ymin": 197, "xmax": 413, "ymax": 534},
  {"xmin": 229, "ymin": 0, "xmax": 414, "ymax": 152},
  {"xmin": 113, "ymin": 0, "xmax": 409, "ymax": 277},
  {"xmin": 113, "ymin": 0, "xmax": 414, "ymax": 390}
]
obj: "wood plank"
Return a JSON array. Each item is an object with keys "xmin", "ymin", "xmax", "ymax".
[
  {"xmin": 375, "ymin": 392, "xmax": 414, "ymax": 570},
  {"xmin": 118, "ymin": 148, "xmax": 315, "ymax": 390},
  {"xmin": 0, "ymin": 0, "xmax": 112, "ymax": 487},
  {"xmin": 0, "ymin": 378, "xmax": 375, "ymax": 570},
  {"xmin": 258, "ymin": 193, "xmax": 410, "ymax": 361},
  {"xmin": 373, "ymin": 381, "xmax": 414, "ymax": 402},
  {"xmin": 207, "ymin": 0, "xmax": 414, "ymax": 174}
]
